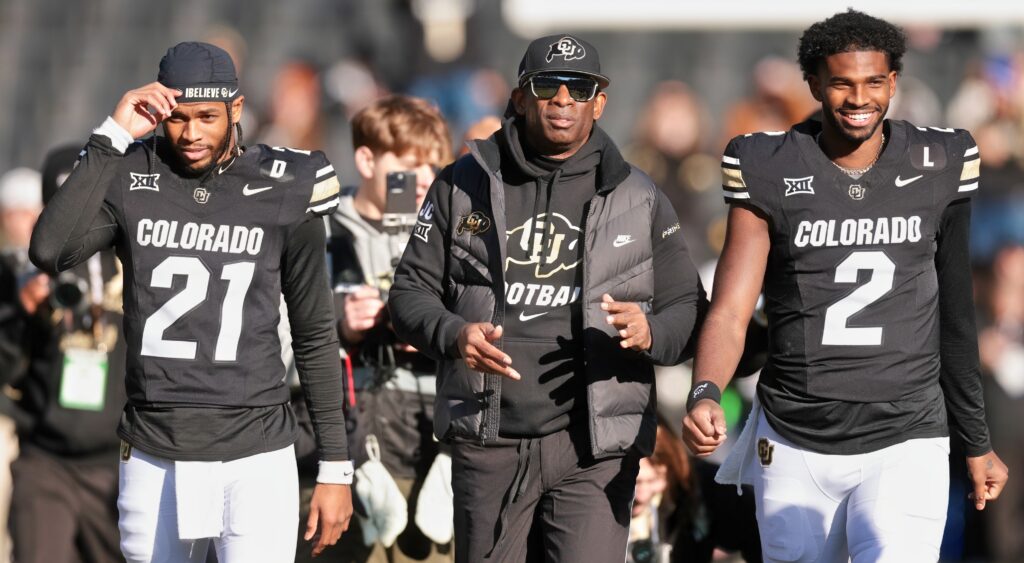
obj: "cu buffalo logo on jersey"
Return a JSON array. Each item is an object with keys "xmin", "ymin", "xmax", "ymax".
[
  {"xmin": 849, "ymin": 184, "xmax": 866, "ymax": 200},
  {"xmin": 546, "ymin": 37, "xmax": 586, "ymax": 62},
  {"xmin": 193, "ymin": 187, "xmax": 211, "ymax": 204}
]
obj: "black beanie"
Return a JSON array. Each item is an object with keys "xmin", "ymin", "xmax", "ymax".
[{"xmin": 158, "ymin": 42, "xmax": 240, "ymax": 103}]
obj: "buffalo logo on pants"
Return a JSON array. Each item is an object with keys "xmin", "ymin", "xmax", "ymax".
[{"xmin": 758, "ymin": 438, "xmax": 774, "ymax": 467}]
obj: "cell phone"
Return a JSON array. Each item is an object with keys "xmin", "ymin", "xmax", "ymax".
[{"xmin": 382, "ymin": 171, "xmax": 418, "ymax": 229}]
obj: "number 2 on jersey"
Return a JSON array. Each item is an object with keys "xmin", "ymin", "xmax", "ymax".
[
  {"xmin": 140, "ymin": 256, "xmax": 255, "ymax": 361},
  {"xmin": 821, "ymin": 251, "xmax": 895, "ymax": 346}
]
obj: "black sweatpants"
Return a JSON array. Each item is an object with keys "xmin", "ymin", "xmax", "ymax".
[
  {"xmin": 9, "ymin": 445, "xmax": 123, "ymax": 563},
  {"xmin": 451, "ymin": 426, "xmax": 640, "ymax": 563}
]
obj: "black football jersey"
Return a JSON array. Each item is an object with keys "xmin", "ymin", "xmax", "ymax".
[
  {"xmin": 100, "ymin": 140, "xmax": 340, "ymax": 408},
  {"xmin": 723, "ymin": 119, "xmax": 980, "ymax": 452}
]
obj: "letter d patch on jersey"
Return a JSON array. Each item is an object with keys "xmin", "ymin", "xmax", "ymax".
[{"xmin": 758, "ymin": 438, "xmax": 774, "ymax": 467}]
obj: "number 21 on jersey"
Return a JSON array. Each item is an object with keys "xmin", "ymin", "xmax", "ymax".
[{"xmin": 141, "ymin": 256, "xmax": 255, "ymax": 361}]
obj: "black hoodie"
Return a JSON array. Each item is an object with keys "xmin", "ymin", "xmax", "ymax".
[{"xmin": 495, "ymin": 119, "xmax": 691, "ymax": 436}]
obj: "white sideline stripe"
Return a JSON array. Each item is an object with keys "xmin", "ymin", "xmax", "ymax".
[
  {"xmin": 958, "ymin": 182, "xmax": 978, "ymax": 193},
  {"xmin": 316, "ymin": 165, "xmax": 334, "ymax": 178},
  {"xmin": 724, "ymin": 191, "xmax": 751, "ymax": 200},
  {"xmin": 964, "ymin": 146, "xmax": 979, "ymax": 157},
  {"xmin": 722, "ymin": 155, "xmax": 741, "ymax": 165}
]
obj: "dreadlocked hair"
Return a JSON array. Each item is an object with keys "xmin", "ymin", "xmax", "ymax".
[
  {"xmin": 224, "ymin": 101, "xmax": 243, "ymax": 157},
  {"xmin": 797, "ymin": 9, "xmax": 907, "ymax": 80}
]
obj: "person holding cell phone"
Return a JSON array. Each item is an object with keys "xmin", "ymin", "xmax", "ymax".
[{"xmin": 293, "ymin": 95, "xmax": 455, "ymax": 563}]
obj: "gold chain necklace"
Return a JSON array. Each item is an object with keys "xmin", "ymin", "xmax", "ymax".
[{"xmin": 817, "ymin": 132, "xmax": 886, "ymax": 177}]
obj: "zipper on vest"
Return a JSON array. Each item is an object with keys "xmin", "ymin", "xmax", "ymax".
[{"xmin": 582, "ymin": 193, "xmax": 600, "ymax": 457}]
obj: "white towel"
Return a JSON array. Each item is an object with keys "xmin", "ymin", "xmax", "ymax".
[
  {"xmin": 714, "ymin": 394, "xmax": 762, "ymax": 494},
  {"xmin": 415, "ymin": 452, "xmax": 453, "ymax": 544},
  {"xmin": 354, "ymin": 435, "xmax": 408, "ymax": 547},
  {"xmin": 174, "ymin": 460, "xmax": 224, "ymax": 540}
]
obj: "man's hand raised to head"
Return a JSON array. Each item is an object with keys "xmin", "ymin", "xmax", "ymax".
[
  {"xmin": 966, "ymin": 451, "xmax": 1009, "ymax": 510},
  {"xmin": 601, "ymin": 294, "xmax": 652, "ymax": 351},
  {"xmin": 457, "ymin": 323, "xmax": 520, "ymax": 380},
  {"xmin": 112, "ymin": 82, "xmax": 182, "ymax": 139},
  {"xmin": 305, "ymin": 483, "xmax": 353, "ymax": 557}
]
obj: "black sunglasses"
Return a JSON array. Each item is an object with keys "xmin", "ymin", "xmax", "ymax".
[{"xmin": 527, "ymin": 74, "xmax": 599, "ymax": 102}]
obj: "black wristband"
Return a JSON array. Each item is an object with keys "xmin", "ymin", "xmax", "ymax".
[{"xmin": 686, "ymin": 381, "xmax": 722, "ymax": 412}]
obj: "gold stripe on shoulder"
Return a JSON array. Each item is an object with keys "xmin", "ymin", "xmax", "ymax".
[
  {"xmin": 960, "ymin": 158, "xmax": 980, "ymax": 182},
  {"xmin": 722, "ymin": 166, "xmax": 746, "ymax": 189},
  {"xmin": 311, "ymin": 176, "xmax": 340, "ymax": 203}
]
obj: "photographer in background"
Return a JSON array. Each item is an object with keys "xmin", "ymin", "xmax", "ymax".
[
  {"xmin": 294, "ymin": 95, "xmax": 454, "ymax": 563},
  {"xmin": 1, "ymin": 167, "xmax": 45, "ymax": 378},
  {"xmin": 1, "ymin": 146, "xmax": 127, "ymax": 563},
  {"xmin": 0, "ymin": 165, "xmax": 43, "ymax": 562}
]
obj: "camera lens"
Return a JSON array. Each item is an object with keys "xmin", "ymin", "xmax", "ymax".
[
  {"xmin": 630, "ymin": 539, "xmax": 654, "ymax": 563},
  {"xmin": 51, "ymin": 273, "xmax": 89, "ymax": 311}
]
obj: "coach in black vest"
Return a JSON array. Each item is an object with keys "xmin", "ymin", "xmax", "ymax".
[{"xmin": 390, "ymin": 35, "xmax": 705, "ymax": 562}]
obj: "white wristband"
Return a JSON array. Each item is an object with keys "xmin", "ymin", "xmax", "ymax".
[
  {"xmin": 317, "ymin": 460, "xmax": 354, "ymax": 485},
  {"xmin": 92, "ymin": 116, "xmax": 134, "ymax": 154}
]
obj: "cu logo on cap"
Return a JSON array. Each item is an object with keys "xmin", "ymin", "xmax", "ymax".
[{"xmin": 546, "ymin": 37, "xmax": 586, "ymax": 63}]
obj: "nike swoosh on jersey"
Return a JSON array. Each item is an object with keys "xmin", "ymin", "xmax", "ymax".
[
  {"xmin": 241, "ymin": 184, "xmax": 273, "ymax": 196},
  {"xmin": 894, "ymin": 175, "xmax": 923, "ymax": 187},
  {"xmin": 613, "ymin": 236, "xmax": 635, "ymax": 248},
  {"xmin": 519, "ymin": 311, "xmax": 549, "ymax": 322}
]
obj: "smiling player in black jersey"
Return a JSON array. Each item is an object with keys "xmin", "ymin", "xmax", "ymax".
[
  {"xmin": 29, "ymin": 42, "xmax": 351, "ymax": 562},
  {"xmin": 683, "ymin": 10, "xmax": 1008, "ymax": 562}
]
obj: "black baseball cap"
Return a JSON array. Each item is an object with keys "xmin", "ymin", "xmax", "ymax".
[
  {"xmin": 158, "ymin": 42, "xmax": 240, "ymax": 104},
  {"xmin": 517, "ymin": 34, "xmax": 609, "ymax": 89}
]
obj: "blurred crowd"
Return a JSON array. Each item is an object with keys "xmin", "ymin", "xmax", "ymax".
[{"xmin": 1, "ymin": 14, "xmax": 1024, "ymax": 563}]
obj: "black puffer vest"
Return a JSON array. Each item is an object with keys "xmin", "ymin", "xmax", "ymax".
[{"xmin": 435, "ymin": 137, "xmax": 660, "ymax": 458}]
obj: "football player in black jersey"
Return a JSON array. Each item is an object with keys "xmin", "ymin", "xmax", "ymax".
[
  {"xmin": 29, "ymin": 43, "xmax": 352, "ymax": 562},
  {"xmin": 682, "ymin": 11, "xmax": 1008, "ymax": 562}
]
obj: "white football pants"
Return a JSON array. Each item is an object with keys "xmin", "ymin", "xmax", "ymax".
[
  {"xmin": 118, "ymin": 444, "xmax": 298, "ymax": 563},
  {"xmin": 752, "ymin": 412, "xmax": 949, "ymax": 563}
]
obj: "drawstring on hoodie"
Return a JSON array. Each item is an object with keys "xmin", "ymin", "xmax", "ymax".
[
  {"xmin": 148, "ymin": 134, "xmax": 158, "ymax": 176},
  {"xmin": 529, "ymin": 168, "xmax": 562, "ymax": 266}
]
